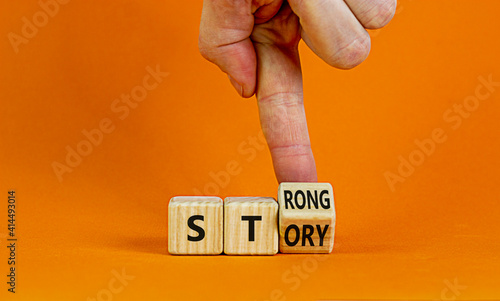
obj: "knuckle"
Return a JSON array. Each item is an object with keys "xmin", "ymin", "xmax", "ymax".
[
  {"xmin": 363, "ymin": 0, "xmax": 397, "ymax": 29},
  {"xmin": 198, "ymin": 36, "xmax": 214, "ymax": 62},
  {"xmin": 327, "ymin": 33, "xmax": 371, "ymax": 69},
  {"xmin": 289, "ymin": 0, "xmax": 306, "ymax": 14}
]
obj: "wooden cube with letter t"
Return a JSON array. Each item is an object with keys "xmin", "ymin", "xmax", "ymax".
[
  {"xmin": 168, "ymin": 196, "xmax": 223, "ymax": 255},
  {"xmin": 224, "ymin": 197, "xmax": 279, "ymax": 255},
  {"xmin": 278, "ymin": 183, "xmax": 336, "ymax": 253}
]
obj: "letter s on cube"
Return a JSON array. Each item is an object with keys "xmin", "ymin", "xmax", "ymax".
[
  {"xmin": 168, "ymin": 196, "xmax": 223, "ymax": 255},
  {"xmin": 278, "ymin": 182, "xmax": 336, "ymax": 253}
]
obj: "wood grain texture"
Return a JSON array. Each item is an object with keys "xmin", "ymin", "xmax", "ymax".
[
  {"xmin": 224, "ymin": 197, "xmax": 279, "ymax": 255},
  {"xmin": 278, "ymin": 183, "xmax": 336, "ymax": 253},
  {"xmin": 168, "ymin": 196, "xmax": 223, "ymax": 255}
]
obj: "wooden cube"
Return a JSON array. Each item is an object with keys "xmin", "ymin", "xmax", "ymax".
[
  {"xmin": 278, "ymin": 183, "xmax": 336, "ymax": 253},
  {"xmin": 224, "ymin": 197, "xmax": 279, "ymax": 255},
  {"xmin": 168, "ymin": 196, "xmax": 223, "ymax": 255}
]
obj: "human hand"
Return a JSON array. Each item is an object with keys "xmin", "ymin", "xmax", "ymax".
[{"xmin": 199, "ymin": 0, "xmax": 396, "ymax": 182}]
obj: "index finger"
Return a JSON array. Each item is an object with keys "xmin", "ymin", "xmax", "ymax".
[{"xmin": 253, "ymin": 5, "xmax": 318, "ymax": 183}]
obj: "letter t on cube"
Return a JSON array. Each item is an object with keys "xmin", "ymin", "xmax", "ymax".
[
  {"xmin": 224, "ymin": 197, "xmax": 278, "ymax": 255},
  {"xmin": 278, "ymin": 183, "xmax": 336, "ymax": 253},
  {"xmin": 168, "ymin": 196, "xmax": 223, "ymax": 255}
]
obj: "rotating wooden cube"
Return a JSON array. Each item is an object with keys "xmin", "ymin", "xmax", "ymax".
[{"xmin": 278, "ymin": 183, "xmax": 336, "ymax": 253}]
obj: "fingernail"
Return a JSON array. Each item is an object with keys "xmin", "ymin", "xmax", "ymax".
[{"xmin": 228, "ymin": 75, "xmax": 243, "ymax": 97}]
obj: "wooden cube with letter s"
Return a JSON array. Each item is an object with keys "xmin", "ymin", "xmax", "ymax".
[
  {"xmin": 278, "ymin": 183, "xmax": 336, "ymax": 253},
  {"xmin": 168, "ymin": 196, "xmax": 223, "ymax": 255}
]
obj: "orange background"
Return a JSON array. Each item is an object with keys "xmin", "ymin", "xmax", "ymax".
[{"xmin": 1, "ymin": 0, "xmax": 500, "ymax": 300}]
